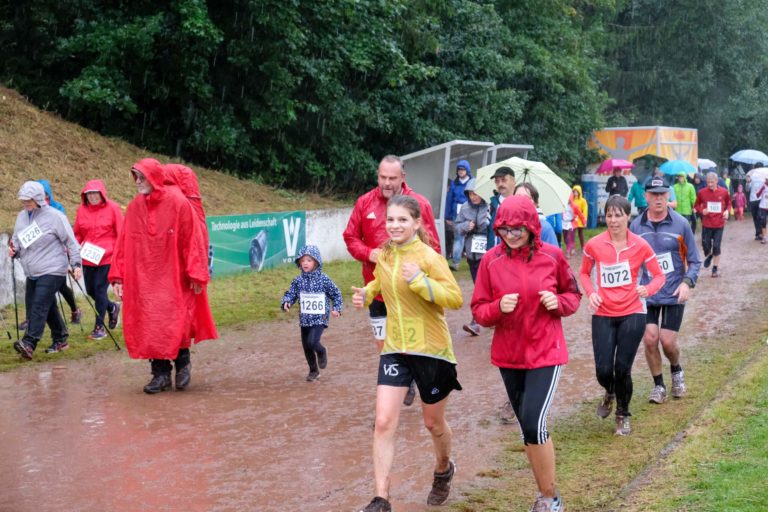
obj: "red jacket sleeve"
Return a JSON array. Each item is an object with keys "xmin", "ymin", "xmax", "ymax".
[
  {"xmin": 73, "ymin": 206, "xmax": 84, "ymax": 244},
  {"xmin": 694, "ymin": 190, "xmax": 704, "ymax": 214},
  {"xmin": 111, "ymin": 202, "xmax": 124, "ymax": 240},
  {"xmin": 419, "ymin": 200, "xmax": 442, "ymax": 254},
  {"xmin": 178, "ymin": 201, "xmax": 210, "ymax": 286},
  {"xmin": 108, "ymin": 220, "xmax": 126, "ymax": 284},
  {"xmin": 470, "ymin": 255, "xmax": 504, "ymax": 327},
  {"xmin": 343, "ymin": 199, "xmax": 373, "ymax": 263},
  {"xmin": 579, "ymin": 249, "xmax": 597, "ymax": 296},
  {"xmin": 553, "ymin": 252, "xmax": 582, "ymax": 317}
]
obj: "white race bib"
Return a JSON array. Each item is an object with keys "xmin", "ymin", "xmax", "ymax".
[
  {"xmin": 299, "ymin": 293, "xmax": 326, "ymax": 315},
  {"xmin": 599, "ymin": 261, "xmax": 632, "ymax": 288},
  {"xmin": 656, "ymin": 252, "xmax": 674, "ymax": 275},
  {"xmin": 19, "ymin": 221, "xmax": 44, "ymax": 249},
  {"xmin": 370, "ymin": 316, "xmax": 387, "ymax": 340},
  {"xmin": 707, "ymin": 201, "xmax": 722, "ymax": 213},
  {"xmin": 470, "ymin": 235, "xmax": 487, "ymax": 254},
  {"xmin": 456, "ymin": 204, "xmax": 463, "ymax": 216},
  {"xmin": 80, "ymin": 242, "xmax": 106, "ymax": 265}
]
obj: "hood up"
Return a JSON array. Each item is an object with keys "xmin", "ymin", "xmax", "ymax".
[
  {"xmin": 295, "ymin": 245, "xmax": 323, "ymax": 271},
  {"xmin": 18, "ymin": 181, "xmax": 47, "ymax": 207},
  {"xmin": 492, "ymin": 195, "xmax": 542, "ymax": 246},
  {"xmin": 80, "ymin": 179, "xmax": 110, "ymax": 205}
]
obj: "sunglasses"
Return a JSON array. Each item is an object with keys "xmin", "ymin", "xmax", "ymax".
[{"xmin": 497, "ymin": 226, "xmax": 525, "ymax": 238}]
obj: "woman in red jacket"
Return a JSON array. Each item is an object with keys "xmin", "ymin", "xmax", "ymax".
[
  {"xmin": 471, "ymin": 195, "xmax": 581, "ymax": 512},
  {"xmin": 74, "ymin": 180, "xmax": 124, "ymax": 340},
  {"xmin": 579, "ymin": 195, "xmax": 665, "ymax": 436}
]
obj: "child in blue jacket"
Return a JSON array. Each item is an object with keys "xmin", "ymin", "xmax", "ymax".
[{"xmin": 281, "ymin": 245, "xmax": 343, "ymax": 381}]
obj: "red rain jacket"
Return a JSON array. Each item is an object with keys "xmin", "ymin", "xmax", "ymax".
[
  {"xmin": 343, "ymin": 182, "xmax": 441, "ymax": 286},
  {"xmin": 471, "ymin": 196, "xmax": 581, "ymax": 369},
  {"xmin": 109, "ymin": 158, "xmax": 211, "ymax": 359},
  {"xmin": 163, "ymin": 163, "xmax": 218, "ymax": 343},
  {"xmin": 73, "ymin": 180, "xmax": 124, "ymax": 267}
]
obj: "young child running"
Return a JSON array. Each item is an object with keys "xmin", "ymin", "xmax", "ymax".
[
  {"xmin": 281, "ymin": 245, "xmax": 343, "ymax": 381},
  {"xmin": 353, "ymin": 195, "xmax": 463, "ymax": 512},
  {"xmin": 732, "ymin": 183, "xmax": 747, "ymax": 221}
]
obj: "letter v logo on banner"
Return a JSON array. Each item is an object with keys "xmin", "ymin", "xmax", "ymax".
[{"xmin": 283, "ymin": 217, "xmax": 302, "ymax": 257}]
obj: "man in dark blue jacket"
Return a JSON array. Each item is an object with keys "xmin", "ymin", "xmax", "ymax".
[{"xmin": 445, "ymin": 160, "xmax": 472, "ymax": 270}]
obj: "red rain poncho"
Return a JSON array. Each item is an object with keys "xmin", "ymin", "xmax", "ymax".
[
  {"xmin": 109, "ymin": 158, "xmax": 213, "ymax": 359},
  {"xmin": 73, "ymin": 180, "xmax": 124, "ymax": 266}
]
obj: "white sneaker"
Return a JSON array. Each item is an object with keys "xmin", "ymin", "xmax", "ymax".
[
  {"xmin": 671, "ymin": 371, "xmax": 686, "ymax": 398},
  {"xmin": 648, "ymin": 385, "xmax": 668, "ymax": 404}
]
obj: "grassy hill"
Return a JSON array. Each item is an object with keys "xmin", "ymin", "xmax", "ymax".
[{"xmin": 0, "ymin": 86, "xmax": 349, "ymax": 232}]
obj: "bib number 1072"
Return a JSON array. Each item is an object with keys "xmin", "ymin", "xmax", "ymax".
[{"xmin": 600, "ymin": 261, "xmax": 631, "ymax": 288}]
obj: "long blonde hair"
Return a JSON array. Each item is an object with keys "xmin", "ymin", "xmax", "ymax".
[{"xmin": 380, "ymin": 195, "xmax": 432, "ymax": 257}]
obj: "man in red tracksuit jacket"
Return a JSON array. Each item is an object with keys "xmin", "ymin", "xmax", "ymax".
[{"xmin": 694, "ymin": 171, "xmax": 730, "ymax": 278}]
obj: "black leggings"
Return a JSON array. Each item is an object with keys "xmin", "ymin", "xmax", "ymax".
[
  {"xmin": 499, "ymin": 365, "xmax": 563, "ymax": 445},
  {"xmin": 591, "ymin": 313, "xmax": 646, "ymax": 416},
  {"xmin": 300, "ymin": 325, "xmax": 327, "ymax": 372}
]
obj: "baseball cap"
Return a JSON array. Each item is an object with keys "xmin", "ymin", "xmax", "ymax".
[
  {"xmin": 492, "ymin": 166, "xmax": 515, "ymax": 179},
  {"xmin": 645, "ymin": 178, "xmax": 669, "ymax": 193}
]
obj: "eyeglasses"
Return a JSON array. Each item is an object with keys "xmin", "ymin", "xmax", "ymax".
[
  {"xmin": 497, "ymin": 226, "xmax": 524, "ymax": 238},
  {"xmin": 132, "ymin": 170, "xmax": 147, "ymax": 183}
]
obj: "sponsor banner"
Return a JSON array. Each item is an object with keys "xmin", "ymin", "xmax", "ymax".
[{"xmin": 207, "ymin": 212, "xmax": 305, "ymax": 276}]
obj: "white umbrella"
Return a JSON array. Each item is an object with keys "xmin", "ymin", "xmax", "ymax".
[
  {"xmin": 730, "ymin": 149, "xmax": 768, "ymax": 165},
  {"xmin": 747, "ymin": 167, "xmax": 768, "ymax": 182},
  {"xmin": 474, "ymin": 157, "xmax": 570, "ymax": 216},
  {"xmin": 697, "ymin": 158, "xmax": 717, "ymax": 170}
]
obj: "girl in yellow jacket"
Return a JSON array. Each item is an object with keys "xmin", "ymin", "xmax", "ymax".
[
  {"xmin": 352, "ymin": 194, "xmax": 462, "ymax": 512},
  {"xmin": 572, "ymin": 184, "xmax": 588, "ymax": 250}
]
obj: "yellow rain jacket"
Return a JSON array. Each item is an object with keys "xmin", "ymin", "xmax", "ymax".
[{"xmin": 363, "ymin": 237, "xmax": 463, "ymax": 362}]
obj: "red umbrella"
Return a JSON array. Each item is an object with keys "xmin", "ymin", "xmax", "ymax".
[{"xmin": 596, "ymin": 158, "xmax": 635, "ymax": 175}]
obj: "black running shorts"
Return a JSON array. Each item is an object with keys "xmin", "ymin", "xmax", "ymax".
[
  {"xmin": 646, "ymin": 304, "xmax": 685, "ymax": 332},
  {"xmin": 377, "ymin": 353, "xmax": 462, "ymax": 404}
]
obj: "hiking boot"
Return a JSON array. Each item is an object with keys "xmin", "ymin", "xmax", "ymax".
[
  {"xmin": 306, "ymin": 371, "xmax": 320, "ymax": 382},
  {"xmin": 499, "ymin": 400, "xmax": 516, "ymax": 424},
  {"xmin": 143, "ymin": 374, "xmax": 172, "ymax": 394},
  {"xmin": 671, "ymin": 370, "xmax": 686, "ymax": 398},
  {"xmin": 615, "ymin": 415, "xmax": 631, "ymax": 436},
  {"xmin": 530, "ymin": 490, "xmax": 565, "ymax": 512},
  {"xmin": 648, "ymin": 385, "xmax": 667, "ymax": 404},
  {"xmin": 176, "ymin": 363, "xmax": 191, "ymax": 390},
  {"xmin": 88, "ymin": 326, "xmax": 107, "ymax": 340},
  {"xmin": 403, "ymin": 380, "xmax": 417, "ymax": 406},
  {"xmin": 317, "ymin": 350, "xmax": 328, "ymax": 369},
  {"xmin": 427, "ymin": 459, "xmax": 455, "ymax": 505},
  {"xmin": 13, "ymin": 340, "xmax": 34, "ymax": 360},
  {"xmin": 703, "ymin": 253, "xmax": 713, "ymax": 268},
  {"xmin": 462, "ymin": 320, "xmax": 480, "ymax": 336},
  {"xmin": 359, "ymin": 496, "xmax": 391, "ymax": 512},
  {"xmin": 596, "ymin": 393, "xmax": 615, "ymax": 419},
  {"xmin": 108, "ymin": 302, "xmax": 121, "ymax": 330},
  {"xmin": 71, "ymin": 308, "xmax": 83, "ymax": 325},
  {"xmin": 44, "ymin": 340, "xmax": 69, "ymax": 353}
]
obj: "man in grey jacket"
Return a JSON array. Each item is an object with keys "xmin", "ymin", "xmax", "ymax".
[{"xmin": 8, "ymin": 181, "xmax": 82, "ymax": 358}]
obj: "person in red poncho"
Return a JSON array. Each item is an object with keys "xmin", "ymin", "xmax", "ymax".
[
  {"xmin": 109, "ymin": 158, "xmax": 212, "ymax": 394},
  {"xmin": 73, "ymin": 180, "xmax": 124, "ymax": 340}
]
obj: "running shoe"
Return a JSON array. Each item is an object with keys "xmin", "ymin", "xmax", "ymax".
[
  {"xmin": 427, "ymin": 460, "xmax": 455, "ymax": 505},
  {"xmin": 648, "ymin": 385, "xmax": 668, "ymax": 404},
  {"xmin": 671, "ymin": 370, "xmax": 686, "ymax": 398},
  {"xmin": 530, "ymin": 490, "xmax": 565, "ymax": 512},
  {"xmin": 703, "ymin": 253, "xmax": 713, "ymax": 268},
  {"xmin": 13, "ymin": 340, "xmax": 34, "ymax": 360},
  {"xmin": 711, "ymin": 268, "xmax": 720, "ymax": 278},
  {"xmin": 107, "ymin": 302, "xmax": 121, "ymax": 330},
  {"xmin": 462, "ymin": 320, "xmax": 480, "ymax": 336},
  {"xmin": 71, "ymin": 308, "xmax": 83, "ymax": 325},
  {"xmin": 88, "ymin": 326, "xmax": 107, "ymax": 340},
  {"xmin": 596, "ymin": 393, "xmax": 615, "ymax": 419},
  {"xmin": 403, "ymin": 380, "xmax": 417, "ymax": 406},
  {"xmin": 306, "ymin": 371, "xmax": 320, "ymax": 382},
  {"xmin": 317, "ymin": 349, "xmax": 328, "ymax": 369},
  {"xmin": 359, "ymin": 497, "xmax": 391, "ymax": 512},
  {"xmin": 44, "ymin": 340, "xmax": 69, "ymax": 353},
  {"xmin": 499, "ymin": 400, "xmax": 516, "ymax": 424},
  {"xmin": 615, "ymin": 415, "xmax": 631, "ymax": 436}
]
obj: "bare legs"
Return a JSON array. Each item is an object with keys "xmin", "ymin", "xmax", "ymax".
[{"xmin": 525, "ymin": 440, "xmax": 556, "ymax": 498}]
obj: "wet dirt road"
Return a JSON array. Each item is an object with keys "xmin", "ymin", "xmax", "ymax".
[{"xmin": 0, "ymin": 219, "xmax": 761, "ymax": 512}]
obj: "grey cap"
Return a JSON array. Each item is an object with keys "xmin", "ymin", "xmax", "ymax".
[
  {"xmin": 491, "ymin": 166, "xmax": 515, "ymax": 179},
  {"xmin": 645, "ymin": 178, "xmax": 669, "ymax": 193}
]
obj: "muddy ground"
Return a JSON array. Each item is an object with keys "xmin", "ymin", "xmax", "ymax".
[{"xmin": 0, "ymin": 219, "xmax": 760, "ymax": 512}]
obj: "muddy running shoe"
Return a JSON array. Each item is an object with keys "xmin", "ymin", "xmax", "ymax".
[
  {"xmin": 615, "ymin": 415, "xmax": 631, "ymax": 436},
  {"xmin": 108, "ymin": 302, "xmax": 121, "ymax": 330},
  {"xmin": 596, "ymin": 393, "xmax": 615, "ymax": 419},
  {"xmin": 403, "ymin": 380, "xmax": 417, "ymax": 406},
  {"xmin": 671, "ymin": 370, "xmax": 686, "ymax": 398},
  {"xmin": 88, "ymin": 326, "xmax": 107, "ymax": 340},
  {"xmin": 71, "ymin": 308, "xmax": 83, "ymax": 325},
  {"xmin": 499, "ymin": 400, "xmax": 516, "ymax": 424},
  {"xmin": 648, "ymin": 385, "xmax": 667, "ymax": 404},
  {"xmin": 530, "ymin": 490, "xmax": 565, "ymax": 512},
  {"xmin": 317, "ymin": 349, "xmax": 328, "ymax": 369},
  {"xmin": 13, "ymin": 340, "xmax": 34, "ymax": 360},
  {"xmin": 44, "ymin": 340, "xmax": 69, "ymax": 353},
  {"xmin": 462, "ymin": 320, "xmax": 480, "ymax": 336},
  {"xmin": 703, "ymin": 253, "xmax": 713, "ymax": 268},
  {"xmin": 306, "ymin": 371, "xmax": 320, "ymax": 382},
  {"xmin": 359, "ymin": 496, "xmax": 391, "ymax": 512},
  {"xmin": 143, "ymin": 374, "xmax": 172, "ymax": 394},
  {"xmin": 427, "ymin": 459, "xmax": 455, "ymax": 505}
]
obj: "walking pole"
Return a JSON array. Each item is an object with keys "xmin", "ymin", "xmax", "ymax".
[
  {"xmin": 69, "ymin": 276, "xmax": 121, "ymax": 351},
  {"xmin": 11, "ymin": 257, "xmax": 19, "ymax": 341},
  {"xmin": 68, "ymin": 273, "xmax": 84, "ymax": 333},
  {"xmin": 58, "ymin": 292, "xmax": 68, "ymax": 328}
]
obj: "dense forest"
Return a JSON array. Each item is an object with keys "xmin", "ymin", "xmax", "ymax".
[{"xmin": 2, "ymin": 0, "xmax": 768, "ymax": 190}]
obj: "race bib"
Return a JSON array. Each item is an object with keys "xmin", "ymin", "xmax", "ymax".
[
  {"xmin": 656, "ymin": 252, "xmax": 674, "ymax": 275},
  {"xmin": 470, "ymin": 235, "xmax": 487, "ymax": 254},
  {"xmin": 707, "ymin": 201, "xmax": 722, "ymax": 213},
  {"xmin": 599, "ymin": 261, "xmax": 632, "ymax": 288},
  {"xmin": 18, "ymin": 222, "xmax": 43, "ymax": 249},
  {"xmin": 299, "ymin": 292, "xmax": 326, "ymax": 315},
  {"xmin": 80, "ymin": 242, "xmax": 106, "ymax": 265},
  {"xmin": 370, "ymin": 316, "xmax": 386, "ymax": 340},
  {"xmin": 456, "ymin": 204, "xmax": 463, "ymax": 216},
  {"xmin": 398, "ymin": 317, "xmax": 425, "ymax": 347}
]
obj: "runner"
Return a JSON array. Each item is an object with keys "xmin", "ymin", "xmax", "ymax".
[
  {"xmin": 352, "ymin": 195, "xmax": 462, "ymax": 512},
  {"xmin": 630, "ymin": 178, "xmax": 701, "ymax": 404},
  {"xmin": 471, "ymin": 195, "xmax": 580, "ymax": 512},
  {"xmin": 579, "ymin": 195, "xmax": 666, "ymax": 436},
  {"xmin": 694, "ymin": 171, "xmax": 730, "ymax": 277},
  {"xmin": 73, "ymin": 180, "xmax": 124, "ymax": 340},
  {"xmin": 343, "ymin": 154, "xmax": 440, "ymax": 406},
  {"xmin": 9, "ymin": 181, "xmax": 82, "ymax": 359}
]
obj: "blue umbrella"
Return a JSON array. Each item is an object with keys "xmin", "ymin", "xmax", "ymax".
[
  {"xmin": 660, "ymin": 160, "xmax": 697, "ymax": 176},
  {"xmin": 730, "ymin": 149, "xmax": 768, "ymax": 165}
]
